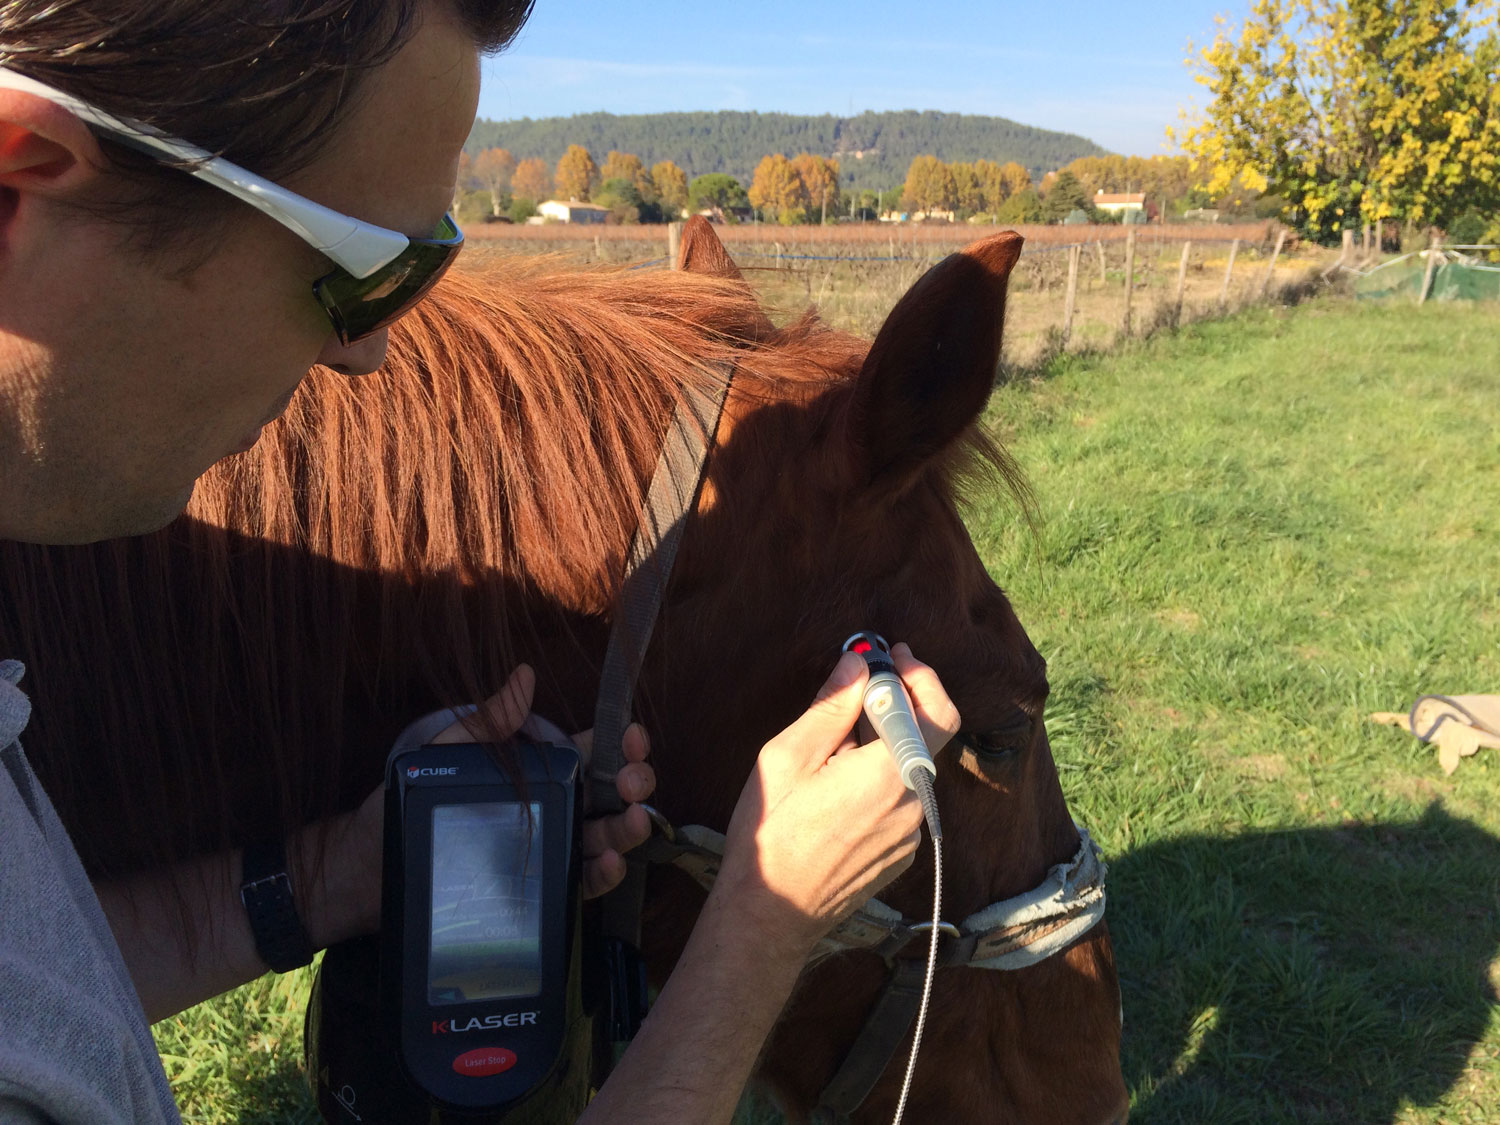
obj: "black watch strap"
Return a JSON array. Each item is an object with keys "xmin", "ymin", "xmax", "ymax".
[{"xmin": 240, "ymin": 839, "xmax": 315, "ymax": 973}]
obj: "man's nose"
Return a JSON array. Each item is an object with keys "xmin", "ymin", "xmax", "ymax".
[{"xmin": 316, "ymin": 327, "xmax": 389, "ymax": 376}]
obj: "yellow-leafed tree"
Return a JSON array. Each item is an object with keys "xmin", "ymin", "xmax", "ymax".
[
  {"xmin": 903, "ymin": 155, "xmax": 957, "ymax": 215},
  {"xmin": 473, "ymin": 147, "xmax": 517, "ymax": 216},
  {"xmin": 996, "ymin": 161, "xmax": 1032, "ymax": 201},
  {"xmin": 749, "ymin": 154, "xmax": 803, "ymax": 224},
  {"xmin": 601, "ymin": 151, "xmax": 650, "ymax": 196},
  {"xmin": 951, "ymin": 162, "xmax": 984, "ymax": 214},
  {"xmin": 790, "ymin": 153, "xmax": 841, "ymax": 223},
  {"xmin": 555, "ymin": 144, "xmax": 599, "ymax": 202},
  {"xmin": 511, "ymin": 157, "xmax": 552, "ymax": 203},
  {"xmin": 651, "ymin": 160, "xmax": 690, "ymax": 217},
  {"xmin": 1173, "ymin": 0, "xmax": 1500, "ymax": 239}
]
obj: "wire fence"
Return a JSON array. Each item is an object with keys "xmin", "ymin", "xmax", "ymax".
[{"xmin": 461, "ymin": 222, "xmax": 1330, "ymax": 367}]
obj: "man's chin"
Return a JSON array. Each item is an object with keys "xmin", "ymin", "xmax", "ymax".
[{"xmin": 64, "ymin": 481, "xmax": 197, "ymax": 545}]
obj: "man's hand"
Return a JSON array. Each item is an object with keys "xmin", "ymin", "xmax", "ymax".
[
  {"xmin": 394, "ymin": 664, "xmax": 658, "ymax": 902},
  {"xmin": 580, "ymin": 644, "xmax": 961, "ymax": 1125},
  {"xmin": 573, "ymin": 722, "xmax": 654, "ymax": 899},
  {"xmin": 715, "ymin": 643, "xmax": 961, "ymax": 958}
]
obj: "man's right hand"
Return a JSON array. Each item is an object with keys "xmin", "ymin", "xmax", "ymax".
[
  {"xmin": 581, "ymin": 643, "xmax": 961, "ymax": 1124},
  {"xmin": 714, "ymin": 644, "xmax": 961, "ymax": 960}
]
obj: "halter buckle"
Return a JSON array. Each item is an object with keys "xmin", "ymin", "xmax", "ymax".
[
  {"xmin": 908, "ymin": 920, "xmax": 961, "ymax": 940},
  {"xmin": 638, "ymin": 802, "xmax": 677, "ymax": 844}
]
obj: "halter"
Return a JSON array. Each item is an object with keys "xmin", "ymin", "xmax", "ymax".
[{"xmin": 585, "ymin": 361, "xmax": 1110, "ymax": 1122}]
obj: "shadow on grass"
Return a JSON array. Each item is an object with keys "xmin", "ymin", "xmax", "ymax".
[{"xmin": 1113, "ymin": 803, "xmax": 1500, "ymax": 1124}]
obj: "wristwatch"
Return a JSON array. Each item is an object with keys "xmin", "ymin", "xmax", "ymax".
[{"xmin": 239, "ymin": 838, "xmax": 316, "ymax": 972}]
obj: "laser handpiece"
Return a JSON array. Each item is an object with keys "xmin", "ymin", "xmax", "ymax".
[
  {"xmin": 842, "ymin": 631, "xmax": 937, "ymax": 790},
  {"xmin": 840, "ymin": 631, "xmax": 943, "ymax": 1125}
]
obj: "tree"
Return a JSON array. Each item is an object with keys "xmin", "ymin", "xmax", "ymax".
[
  {"xmin": 749, "ymin": 154, "xmax": 804, "ymax": 223},
  {"xmin": 594, "ymin": 177, "xmax": 643, "ymax": 224},
  {"xmin": 652, "ymin": 160, "xmax": 690, "ymax": 217},
  {"xmin": 1041, "ymin": 170, "xmax": 1090, "ymax": 223},
  {"xmin": 902, "ymin": 155, "xmax": 957, "ymax": 216},
  {"xmin": 997, "ymin": 162, "xmax": 1032, "ymax": 201},
  {"xmin": 951, "ymin": 161, "xmax": 984, "ymax": 215},
  {"xmin": 688, "ymin": 173, "xmax": 748, "ymax": 216},
  {"xmin": 555, "ymin": 144, "xmax": 599, "ymax": 202},
  {"xmin": 790, "ymin": 153, "xmax": 841, "ymax": 223},
  {"xmin": 472, "ymin": 147, "xmax": 516, "ymax": 217},
  {"xmin": 600, "ymin": 151, "xmax": 650, "ymax": 196},
  {"xmin": 511, "ymin": 157, "xmax": 552, "ymax": 203},
  {"xmin": 1173, "ymin": 0, "xmax": 1500, "ymax": 239},
  {"xmin": 995, "ymin": 187, "xmax": 1043, "ymax": 224}
]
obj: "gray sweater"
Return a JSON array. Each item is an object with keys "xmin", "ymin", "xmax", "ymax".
[{"xmin": 0, "ymin": 660, "xmax": 181, "ymax": 1123}]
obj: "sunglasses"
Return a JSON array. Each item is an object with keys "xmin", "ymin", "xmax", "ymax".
[{"xmin": 0, "ymin": 67, "xmax": 463, "ymax": 345}]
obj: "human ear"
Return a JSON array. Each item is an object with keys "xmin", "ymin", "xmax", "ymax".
[{"xmin": 0, "ymin": 90, "xmax": 106, "ymax": 201}]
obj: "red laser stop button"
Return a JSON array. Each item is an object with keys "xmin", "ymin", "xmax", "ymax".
[{"xmin": 452, "ymin": 1047, "xmax": 518, "ymax": 1077}]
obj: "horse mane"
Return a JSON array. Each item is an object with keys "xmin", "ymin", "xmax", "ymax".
[{"xmin": 1, "ymin": 255, "xmax": 1029, "ymax": 886}]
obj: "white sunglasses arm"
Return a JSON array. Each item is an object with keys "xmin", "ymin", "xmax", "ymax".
[{"xmin": 0, "ymin": 66, "xmax": 406, "ymax": 279}]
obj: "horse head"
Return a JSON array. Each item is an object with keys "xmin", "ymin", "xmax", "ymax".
[{"xmin": 632, "ymin": 218, "xmax": 1128, "ymax": 1123}]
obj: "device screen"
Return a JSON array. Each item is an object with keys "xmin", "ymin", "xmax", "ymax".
[{"xmin": 428, "ymin": 802, "xmax": 544, "ymax": 1005}]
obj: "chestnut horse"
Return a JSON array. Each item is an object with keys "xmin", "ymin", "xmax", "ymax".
[{"xmin": 0, "ymin": 222, "xmax": 1126, "ymax": 1123}]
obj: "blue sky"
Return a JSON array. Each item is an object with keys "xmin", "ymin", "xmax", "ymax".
[{"xmin": 479, "ymin": 2, "xmax": 1249, "ymax": 157}]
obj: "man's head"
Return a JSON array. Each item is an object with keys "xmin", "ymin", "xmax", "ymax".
[{"xmin": 0, "ymin": 1, "xmax": 532, "ymax": 543}]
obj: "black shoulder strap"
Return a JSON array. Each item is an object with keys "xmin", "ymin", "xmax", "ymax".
[{"xmin": 588, "ymin": 364, "xmax": 733, "ymax": 815}]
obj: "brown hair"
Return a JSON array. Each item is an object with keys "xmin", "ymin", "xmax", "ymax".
[{"xmin": 0, "ymin": 1, "xmax": 533, "ymax": 238}]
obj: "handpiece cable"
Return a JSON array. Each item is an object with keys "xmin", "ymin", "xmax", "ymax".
[{"xmin": 892, "ymin": 769, "xmax": 943, "ymax": 1125}]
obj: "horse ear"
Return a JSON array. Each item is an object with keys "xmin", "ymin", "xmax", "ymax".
[
  {"xmin": 851, "ymin": 231, "xmax": 1023, "ymax": 489},
  {"xmin": 678, "ymin": 215, "xmax": 744, "ymax": 280}
]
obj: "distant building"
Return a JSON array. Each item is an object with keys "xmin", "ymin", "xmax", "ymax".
[
  {"xmin": 693, "ymin": 204, "xmax": 753, "ymax": 224},
  {"xmin": 880, "ymin": 208, "xmax": 954, "ymax": 223},
  {"xmin": 1182, "ymin": 208, "xmax": 1222, "ymax": 223},
  {"xmin": 538, "ymin": 199, "xmax": 610, "ymax": 224},
  {"xmin": 1093, "ymin": 192, "xmax": 1146, "ymax": 218}
]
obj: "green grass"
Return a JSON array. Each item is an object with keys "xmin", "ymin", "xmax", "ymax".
[
  {"xmin": 158, "ymin": 296, "xmax": 1500, "ymax": 1122},
  {"xmin": 973, "ymin": 297, "xmax": 1500, "ymax": 1123}
]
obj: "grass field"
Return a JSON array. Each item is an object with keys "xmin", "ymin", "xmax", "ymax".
[
  {"xmin": 154, "ymin": 294, "xmax": 1500, "ymax": 1123},
  {"xmin": 974, "ymin": 297, "xmax": 1500, "ymax": 1123}
]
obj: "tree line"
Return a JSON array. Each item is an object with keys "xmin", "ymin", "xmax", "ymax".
[
  {"xmin": 465, "ymin": 109, "xmax": 1106, "ymax": 196},
  {"xmin": 458, "ymin": 143, "xmax": 1246, "ymax": 227}
]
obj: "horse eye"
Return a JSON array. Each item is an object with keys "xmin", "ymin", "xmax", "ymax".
[{"xmin": 958, "ymin": 711, "xmax": 1033, "ymax": 762}]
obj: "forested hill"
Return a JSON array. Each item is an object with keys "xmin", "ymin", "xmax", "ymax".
[{"xmin": 465, "ymin": 109, "xmax": 1107, "ymax": 191}]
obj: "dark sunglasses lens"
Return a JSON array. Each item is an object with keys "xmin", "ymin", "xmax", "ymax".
[{"xmin": 314, "ymin": 221, "xmax": 463, "ymax": 343}]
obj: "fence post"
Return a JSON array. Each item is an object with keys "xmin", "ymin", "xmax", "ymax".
[
  {"xmin": 1122, "ymin": 227, "xmax": 1137, "ymax": 334},
  {"xmin": 1341, "ymin": 228, "xmax": 1354, "ymax": 267},
  {"xmin": 1362, "ymin": 223, "xmax": 1371, "ymax": 259},
  {"xmin": 1259, "ymin": 229, "xmax": 1287, "ymax": 297},
  {"xmin": 775, "ymin": 241, "xmax": 783, "ymax": 269},
  {"xmin": 1175, "ymin": 240, "xmax": 1192, "ymax": 324},
  {"xmin": 668, "ymin": 221, "xmax": 683, "ymax": 269},
  {"xmin": 1418, "ymin": 232, "xmax": 1441, "ymax": 305},
  {"xmin": 1063, "ymin": 244, "xmax": 1081, "ymax": 346},
  {"xmin": 1221, "ymin": 238, "xmax": 1240, "ymax": 302}
]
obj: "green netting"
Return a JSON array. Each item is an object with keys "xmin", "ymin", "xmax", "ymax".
[{"xmin": 1355, "ymin": 256, "xmax": 1500, "ymax": 301}]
